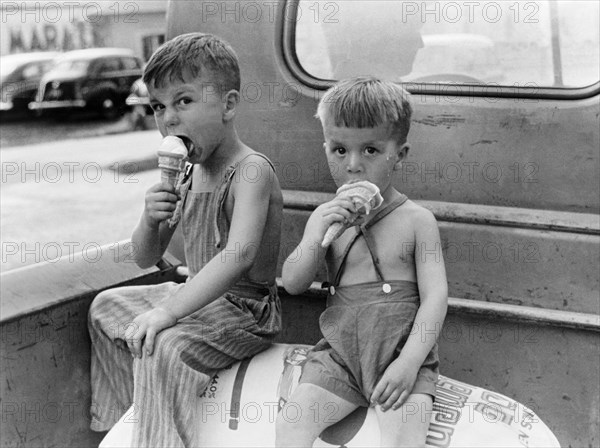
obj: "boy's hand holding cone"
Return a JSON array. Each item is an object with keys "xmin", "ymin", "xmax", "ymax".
[{"xmin": 321, "ymin": 180, "xmax": 384, "ymax": 247}]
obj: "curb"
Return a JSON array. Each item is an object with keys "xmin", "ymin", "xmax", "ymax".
[{"xmin": 106, "ymin": 156, "xmax": 158, "ymax": 174}]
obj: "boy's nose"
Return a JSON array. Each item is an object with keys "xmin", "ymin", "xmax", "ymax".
[
  {"xmin": 163, "ymin": 107, "xmax": 179, "ymax": 128},
  {"xmin": 346, "ymin": 153, "xmax": 362, "ymax": 172}
]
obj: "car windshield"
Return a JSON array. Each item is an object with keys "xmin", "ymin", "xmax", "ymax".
[
  {"xmin": 295, "ymin": 0, "xmax": 600, "ymax": 88},
  {"xmin": 51, "ymin": 59, "xmax": 90, "ymax": 75}
]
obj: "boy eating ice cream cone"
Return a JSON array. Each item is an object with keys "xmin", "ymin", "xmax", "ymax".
[
  {"xmin": 277, "ymin": 77, "xmax": 448, "ymax": 447},
  {"xmin": 88, "ymin": 33, "xmax": 283, "ymax": 447}
]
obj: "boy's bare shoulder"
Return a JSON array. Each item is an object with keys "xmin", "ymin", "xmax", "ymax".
[
  {"xmin": 237, "ymin": 148, "xmax": 273, "ymax": 166},
  {"xmin": 228, "ymin": 150, "xmax": 282, "ymax": 215},
  {"xmin": 396, "ymin": 199, "xmax": 435, "ymax": 219},
  {"xmin": 392, "ymin": 198, "xmax": 438, "ymax": 231},
  {"xmin": 235, "ymin": 150, "xmax": 279, "ymax": 186},
  {"xmin": 404, "ymin": 199, "xmax": 435, "ymax": 216},
  {"xmin": 398, "ymin": 200, "xmax": 441, "ymax": 248}
]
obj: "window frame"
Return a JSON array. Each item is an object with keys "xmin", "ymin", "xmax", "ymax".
[{"xmin": 280, "ymin": 0, "xmax": 600, "ymax": 100}]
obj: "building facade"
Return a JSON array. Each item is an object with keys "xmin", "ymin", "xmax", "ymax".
[{"xmin": 1, "ymin": 0, "xmax": 167, "ymax": 60}]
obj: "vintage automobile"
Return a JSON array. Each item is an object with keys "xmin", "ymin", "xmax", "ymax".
[
  {"xmin": 28, "ymin": 48, "xmax": 143, "ymax": 120},
  {"xmin": 1, "ymin": 1, "xmax": 598, "ymax": 447},
  {"xmin": 0, "ymin": 51, "xmax": 60, "ymax": 115}
]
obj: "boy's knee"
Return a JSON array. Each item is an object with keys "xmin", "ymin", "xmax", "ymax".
[
  {"xmin": 275, "ymin": 415, "xmax": 299, "ymax": 446},
  {"xmin": 382, "ymin": 427, "xmax": 428, "ymax": 447},
  {"xmin": 88, "ymin": 290, "xmax": 119, "ymax": 334},
  {"xmin": 387, "ymin": 442, "xmax": 426, "ymax": 448},
  {"xmin": 275, "ymin": 412, "xmax": 290, "ymax": 433},
  {"xmin": 275, "ymin": 410, "xmax": 319, "ymax": 445},
  {"xmin": 89, "ymin": 289, "xmax": 116, "ymax": 319}
]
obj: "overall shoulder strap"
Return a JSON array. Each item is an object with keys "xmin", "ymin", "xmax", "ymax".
[
  {"xmin": 332, "ymin": 194, "xmax": 408, "ymax": 285},
  {"xmin": 213, "ymin": 152, "xmax": 275, "ymax": 248}
]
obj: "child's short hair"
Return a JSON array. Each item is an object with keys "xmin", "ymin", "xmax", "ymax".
[
  {"xmin": 316, "ymin": 77, "xmax": 413, "ymax": 143},
  {"xmin": 143, "ymin": 32, "xmax": 240, "ymax": 95}
]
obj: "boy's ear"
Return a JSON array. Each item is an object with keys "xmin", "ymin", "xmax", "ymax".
[
  {"xmin": 393, "ymin": 143, "xmax": 410, "ymax": 171},
  {"xmin": 222, "ymin": 90, "xmax": 240, "ymax": 121}
]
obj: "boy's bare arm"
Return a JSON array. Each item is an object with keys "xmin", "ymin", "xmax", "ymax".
[
  {"xmin": 132, "ymin": 182, "xmax": 179, "ymax": 268},
  {"xmin": 132, "ymin": 218, "xmax": 177, "ymax": 268},
  {"xmin": 282, "ymin": 197, "xmax": 356, "ymax": 294},
  {"xmin": 371, "ymin": 209, "xmax": 448, "ymax": 411},
  {"xmin": 400, "ymin": 209, "xmax": 448, "ymax": 364},
  {"xmin": 282, "ymin": 234, "xmax": 325, "ymax": 295}
]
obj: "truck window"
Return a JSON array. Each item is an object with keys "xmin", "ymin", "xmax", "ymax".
[{"xmin": 294, "ymin": 0, "xmax": 599, "ymax": 89}]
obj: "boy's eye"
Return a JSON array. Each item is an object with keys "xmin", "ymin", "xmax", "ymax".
[
  {"xmin": 334, "ymin": 147, "xmax": 346, "ymax": 155},
  {"xmin": 151, "ymin": 103, "xmax": 164, "ymax": 112},
  {"xmin": 364, "ymin": 146, "xmax": 377, "ymax": 155},
  {"xmin": 178, "ymin": 97, "xmax": 192, "ymax": 105}
]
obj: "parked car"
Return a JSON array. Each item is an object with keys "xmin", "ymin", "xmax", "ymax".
[
  {"xmin": 0, "ymin": 52, "xmax": 60, "ymax": 115},
  {"xmin": 29, "ymin": 48, "xmax": 143, "ymax": 119}
]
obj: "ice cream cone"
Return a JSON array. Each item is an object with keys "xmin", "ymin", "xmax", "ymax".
[
  {"xmin": 156, "ymin": 136, "xmax": 189, "ymax": 228},
  {"xmin": 158, "ymin": 151, "xmax": 185, "ymax": 186},
  {"xmin": 156, "ymin": 136, "xmax": 188, "ymax": 186},
  {"xmin": 322, "ymin": 222, "xmax": 347, "ymax": 248},
  {"xmin": 321, "ymin": 181, "xmax": 383, "ymax": 247}
]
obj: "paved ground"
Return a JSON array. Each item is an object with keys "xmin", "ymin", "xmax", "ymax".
[
  {"xmin": 1, "ymin": 129, "xmax": 163, "ymax": 272},
  {"xmin": 0, "ymin": 112, "xmax": 140, "ymax": 148}
]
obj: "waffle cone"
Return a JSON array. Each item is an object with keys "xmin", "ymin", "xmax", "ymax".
[
  {"xmin": 161, "ymin": 169, "xmax": 180, "ymax": 185},
  {"xmin": 158, "ymin": 151, "xmax": 185, "ymax": 169},
  {"xmin": 157, "ymin": 151, "xmax": 185, "ymax": 186}
]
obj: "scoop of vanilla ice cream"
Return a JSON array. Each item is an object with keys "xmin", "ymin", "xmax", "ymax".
[{"xmin": 158, "ymin": 136, "xmax": 188, "ymax": 157}]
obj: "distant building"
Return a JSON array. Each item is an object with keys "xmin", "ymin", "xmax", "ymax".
[{"xmin": 0, "ymin": 0, "xmax": 167, "ymax": 60}]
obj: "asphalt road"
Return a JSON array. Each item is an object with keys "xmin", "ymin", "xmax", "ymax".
[{"xmin": 1, "ymin": 129, "xmax": 164, "ymax": 272}]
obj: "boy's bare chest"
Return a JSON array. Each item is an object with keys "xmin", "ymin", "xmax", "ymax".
[{"xmin": 328, "ymin": 218, "xmax": 416, "ymax": 284}]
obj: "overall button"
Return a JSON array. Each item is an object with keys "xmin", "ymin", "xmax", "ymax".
[
  {"xmin": 382, "ymin": 283, "xmax": 392, "ymax": 294},
  {"xmin": 329, "ymin": 286, "xmax": 336, "ymax": 295}
]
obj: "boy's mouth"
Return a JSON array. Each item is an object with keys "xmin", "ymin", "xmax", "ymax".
[{"xmin": 175, "ymin": 135, "xmax": 195, "ymax": 157}]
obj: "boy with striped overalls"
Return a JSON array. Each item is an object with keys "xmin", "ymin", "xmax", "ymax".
[{"xmin": 88, "ymin": 33, "xmax": 283, "ymax": 447}]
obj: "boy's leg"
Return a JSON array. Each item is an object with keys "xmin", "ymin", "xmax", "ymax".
[
  {"xmin": 130, "ymin": 328, "xmax": 214, "ymax": 448},
  {"xmin": 88, "ymin": 289, "xmax": 136, "ymax": 431},
  {"xmin": 130, "ymin": 293, "xmax": 268, "ymax": 448},
  {"xmin": 88, "ymin": 283, "xmax": 183, "ymax": 431},
  {"xmin": 374, "ymin": 393, "xmax": 432, "ymax": 447},
  {"xmin": 89, "ymin": 285, "xmax": 276, "ymax": 445},
  {"xmin": 275, "ymin": 383, "xmax": 358, "ymax": 447}
]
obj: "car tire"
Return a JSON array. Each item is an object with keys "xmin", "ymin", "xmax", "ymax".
[
  {"xmin": 53, "ymin": 110, "xmax": 71, "ymax": 121},
  {"xmin": 99, "ymin": 93, "xmax": 120, "ymax": 120}
]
